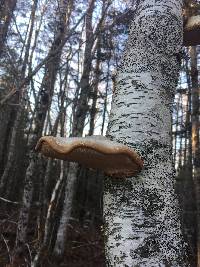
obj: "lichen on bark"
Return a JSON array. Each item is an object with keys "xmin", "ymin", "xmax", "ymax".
[{"xmin": 104, "ymin": 0, "xmax": 189, "ymax": 266}]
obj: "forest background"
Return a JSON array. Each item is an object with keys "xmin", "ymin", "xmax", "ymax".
[{"xmin": 0, "ymin": 0, "xmax": 199, "ymax": 266}]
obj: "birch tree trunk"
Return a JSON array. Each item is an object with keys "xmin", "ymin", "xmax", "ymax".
[
  {"xmin": 53, "ymin": 0, "xmax": 98, "ymax": 257},
  {"xmin": 72, "ymin": 0, "xmax": 95, "ymax": 137},
  {"xmin": 53, "ymin": 162, "xmax": 77, "ymax": 257},
  {"xmin": 12, "ymin": 0, "xmax": 73, "ymax": 263},
  {"xmin": 89, "ymin": 37, "xmax": 101, "ymax": 136},
  {"xmin": 104, "ymin": 1, "xmax": 189, "ymax": 266}
]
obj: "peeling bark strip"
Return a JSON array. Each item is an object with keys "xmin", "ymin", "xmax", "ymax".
[{"xmin": 104, "ymin": 1, "xmax": 189, "ymax": 266}]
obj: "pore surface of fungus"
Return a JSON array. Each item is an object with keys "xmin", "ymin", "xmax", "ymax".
[
  {"xmin": 35, "ymin": 135, "xmax": 143, "ymax": 178},
  {"xmin": 183, "ymin": 15, "xmax": 200, "ymax": 46}
]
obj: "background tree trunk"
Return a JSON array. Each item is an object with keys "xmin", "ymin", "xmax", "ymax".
[
  {"xmin": 190, "ymin": 46, "xmax": 200, "ymax": 267},
  {"xmin": 11, "ymin": 0, "xmax": 73, "ymax": 263},
  {"xmin": 0, "ymin": 0, "xmax": 17, "ymax": 56},
  {"xmin": 0, "ymin": 0, "xmax": 39, "ymax": 195}
]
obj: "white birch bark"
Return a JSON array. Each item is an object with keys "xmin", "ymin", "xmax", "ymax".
[
  {"xmin": 32, "ymin": 161, "xmax": 66, "ymax": 267},
  {"xmin": 53, "ymin": 162, "xmax": 77, "ymax": 257},
  {"xmin": 104, "ymin": 1, "xmax": 189, "ymax": 266}
]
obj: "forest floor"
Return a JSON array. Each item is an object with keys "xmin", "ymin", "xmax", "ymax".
[
  {"xmin": 0, "ymin": 202, "xmax": 197, "ymax": 266},
  {"xmin": 0, "ymin": 206, "xmax": 106, "ymax": 267}
]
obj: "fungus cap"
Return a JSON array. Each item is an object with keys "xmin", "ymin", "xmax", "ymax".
[
  {"xmin": 35, "ymin": 135, "xmax": 143, "ymax": 178},
  {"xmin": 184, "ymin": 15, "xmax": 200, "ymax": 46}
]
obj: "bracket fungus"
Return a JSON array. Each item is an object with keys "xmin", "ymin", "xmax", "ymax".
[
  {"xmin": 184, "ymin": 15, "xmax": 200, "ymax": 46},
  {"xmin": 35, "ymin": 135, "xmax": 143, "ymax": 178}
]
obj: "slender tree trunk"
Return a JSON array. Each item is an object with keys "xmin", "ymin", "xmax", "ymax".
[
  {"xmin": 53, "ymin": 0, "xmax": 97, "ymax": 257},
  {"xmin": 32, "ymin": 161, "xmax": 67, "ymax": 267},
  {"xmin": 176, "ymin": 51, "xmax": 196, "ymax": 265},
  {"xmin": 12, "ymin": 0, "xmax": 73, "ymax": 262},
  {"xmin": 53, "ymin": 162, "xmax": 77, "ymax": 257},
  {"xmin": 53, "ymin": 0, "xmax": 111, "ymax": 255},
  {"xmin": 104, "ymin": 1, "xmax": 189, "ymax": 266},
  {"xmin": 11, "ymin": 152, "xmax": 36, "ymax": 263},
  {"xmin": 179, "ymin": 95, "xmax": 184, "ymax": 168},
  {"xmin": 0, "ymin": 0, "xmax": 17, "ymax": 56},
  {"xmin": 89, "ymin": 38, "xmax": 101, "ymax": 136},
  {"xmin": 0, "ymin": 0, "xmax": 38, "ymax": 195},
  {"xmin": 35, "ymin": 85, "xmax": 69, "ymax": 253},
  {"xmin": 185, "ymin": 54, "xmax": 192, "ymax": 168},
  {"xmin": 0, "ymin": 104, "xmax": 23, "ymax": 194},
  {"xmin": 0, "ymin": 106, "xmax": 15, "ymax": 176},
  {"xmin": 173, "ymin": 94, "xmax": 181, "ymax": 165},
  {"xmin": 101, "ymin": 60, "xmax": 110, "ymax": 135},
  {"xmin": 72, "ymin": 0, "xmax": 95, "ymax": 137},
  {"xmin": 190, "ymin": 46, "xmax": 200, "ymax": 267}
]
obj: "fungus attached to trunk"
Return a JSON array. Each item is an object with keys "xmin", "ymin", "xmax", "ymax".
[
  {"xmin": 35, "ymin": 135, "xmax": 143, "ymax": 178},
  {"xmin": 183, "ymin": 15, "xmax": 200, "ymax": 46}
]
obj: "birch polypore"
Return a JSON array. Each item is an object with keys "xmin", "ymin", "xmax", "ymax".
[
  {"xmin": 104, "ymin": 0, "xmax": 188, "ymax": 266},
  {"xmin": 36, "ymin": 135, "xmax": 143, "ymax": 178}
]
